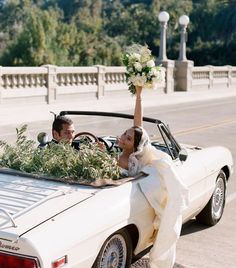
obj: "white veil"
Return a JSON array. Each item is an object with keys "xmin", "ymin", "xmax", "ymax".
[{"xmin": 128, "ymin": 127, "xmax": 171, "ymax": 176}]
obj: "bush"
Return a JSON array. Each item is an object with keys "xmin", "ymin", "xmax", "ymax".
[{"xmin": 0, "ymin": 125, "xmax": 121, "ymax": 182}]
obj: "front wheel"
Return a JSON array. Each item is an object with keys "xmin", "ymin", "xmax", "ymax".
[
  {"xmin": 92, "ymin": 229, "xmax": 132, "ymax": 268},
  {"xmin": 196, "ymin": 170, "xmax": 226, "ymax": 226}
]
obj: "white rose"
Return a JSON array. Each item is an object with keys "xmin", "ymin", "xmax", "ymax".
[
  {"xmin": 149, "ymin": 68, "xmax": 158, "ymax": 77},
  {"xmin": 152, "ymin": 70, "xmax": 165, "ymax": 83},
  {"xmin": 156, "ymin": 68, "xmax": 165, "ymax": 82},
  {"xmin": 129, "ymin": 74, "xmax": 146, "ymax": 87},
  {"xmin": 131, "ymin": 53, "xmax": 141, "ymax": 62},
  {"xmin": 141, "ymin": 54, "xmax": 150, "ymax": 63},
  {"xmin": 147, "ymin": 60, "xmax": 155, "ymax": 68},
  {"xmin": 134, "ymin": 62, "xmax": 142, "ymax": 72}
]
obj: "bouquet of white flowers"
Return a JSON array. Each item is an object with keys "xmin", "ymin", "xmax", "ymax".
[{"xmin": 123, "ymin": 44, "xmax": 164, "ymax": 95}]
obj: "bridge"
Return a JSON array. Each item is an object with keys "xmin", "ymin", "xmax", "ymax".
[{"xmin": 0, "ymin": 63, "xmax": 235, "ymax": 105}]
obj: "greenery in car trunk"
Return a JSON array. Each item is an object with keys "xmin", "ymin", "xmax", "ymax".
[{"xmin": 0, "ymin": 125, "xmax": 121, "ymax": 181}]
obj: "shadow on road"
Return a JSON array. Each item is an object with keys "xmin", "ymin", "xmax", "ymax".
[
  {"xmin": 131, "ymin": 258, "xmax": 187, "ymax": 267},
  {"xmin": 180, "ymin": 219, "xmax": 210, "ymax": 236},
  {"xmin": 131, "ymin": 220, "xmax": 210, "ymax": 267}
]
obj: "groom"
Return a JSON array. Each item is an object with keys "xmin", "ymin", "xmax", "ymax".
[
  {"xmin": 52, "ymin": 115, "xmax": 75, "ymax": 145},
  {"xmin": 38, "ymin": 115, "xmax": 80, "ymax": 150}
]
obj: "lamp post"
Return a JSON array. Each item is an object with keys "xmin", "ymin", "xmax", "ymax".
[
  {"xmin": 178, "ymin": 15, "xmax": 190, "ymax": 61},
  {"xmin": 175, "ymin": 14, "xmax": 193, "ymax": 91},
  {"xmin": 158, "ymin": 11, "xmax": 170, "ymax": 62}
]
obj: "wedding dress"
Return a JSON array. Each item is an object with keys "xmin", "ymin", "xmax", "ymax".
[{"xmin": 128, "ymin": 128, "xmax": 189, "ymax": 268}]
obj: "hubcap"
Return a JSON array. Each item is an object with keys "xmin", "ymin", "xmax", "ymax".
[
  {"xmin": 212, "ymin": 176, "xmax": 225, "ymax": 219},
  {"xmin": 100, "ymin": 234, "xmax": 127, "ymax": 268},
  {"xmin": 107, "ymin": 252, "xmax": 118, "ymax": 267}
]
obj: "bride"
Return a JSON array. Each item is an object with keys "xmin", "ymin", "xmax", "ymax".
[
  {"xmin": 117, "ymin": 85, "xmax": 189, "ymax": 268},
  {"xmin": 117, "ymin": 85, "xmax": 169, "ymax": 176}
]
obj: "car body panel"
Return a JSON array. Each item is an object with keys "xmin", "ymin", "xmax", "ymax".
[
  {"xmin": 174, "ymin": 150, "xmax": 208, "ymax": 220},
  {"xmin": 0, "ymin": 173, "xmax": 99, "ymax": 236},
  {"xmin": 0, "ymin": 174, "xmax": 156, "ymax": 267}
]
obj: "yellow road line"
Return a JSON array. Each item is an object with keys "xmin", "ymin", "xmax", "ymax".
[{"xmin": 173, "ymin": 118, "xmax": 236, "ymax": 137}]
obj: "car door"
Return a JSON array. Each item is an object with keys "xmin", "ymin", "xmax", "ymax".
[
  {"xmin": 157, "ymin": 123, "xmax": 208, "ymax": 220},
  {"xmin": 173, "ymin": 152, "xmax": 208, "ymax": 220}
]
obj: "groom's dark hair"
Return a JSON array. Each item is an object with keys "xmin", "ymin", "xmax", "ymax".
[{"xmin": 52, "ymin": 116, "xmax": 73, "ymax": 134}]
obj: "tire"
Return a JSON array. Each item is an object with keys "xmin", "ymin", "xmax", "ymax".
[
  {"xmin": 196, "ymin": 170, "xmax": 226, "ymax": 226},
  {"xmin": 92, "ymin": 229, "xmax": 133, "ymax": 268}
]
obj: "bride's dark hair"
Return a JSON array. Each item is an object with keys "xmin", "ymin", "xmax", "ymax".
[{"xmin": 132, "ymin": 126, "xmax": 143, "ymax": 152}]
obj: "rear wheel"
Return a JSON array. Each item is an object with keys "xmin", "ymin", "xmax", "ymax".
[
  {"xmin": 196, "ymin": 170, "xmax": 226, "ymax": 226},
  {"xmin": 92, "ymin": 229, "xmax": 132, "ymax": 268}
]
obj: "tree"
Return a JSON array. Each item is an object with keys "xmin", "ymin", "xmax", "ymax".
[
  {"xmin": 0, "ymin": 0, "xmax": 234, "ymax": 66},
  {"xmin": 215, "ymin": 0, "xmax": 236, "ymax": 44},
  {"xmin": 0, "ymin": 5, "xmax": 79, "ymax": 65},
  {"xmin": 187, "ymin": 0, "xmax": 236, "ymax": 65}
]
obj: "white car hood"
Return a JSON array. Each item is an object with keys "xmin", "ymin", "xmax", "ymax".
[
  {"xmin": 180, "ymin": 143, "xmax": 202, "ymax": 151},
  {"xmin": 0, "ymin": 172, "xmax": 99, "ymax": 241}
]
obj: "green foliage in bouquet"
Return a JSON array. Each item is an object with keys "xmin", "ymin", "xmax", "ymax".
[{"xmin": 0, "ymin": 125, "xmax": 121, "ymax": 182}]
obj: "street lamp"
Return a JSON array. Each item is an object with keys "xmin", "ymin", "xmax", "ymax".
[
  {"xmin": 178, "ymin": 15, "xmax": 190, "ymax": 61},
  {"xmin": 158, "ymin": 11, "xmax": 170, "ymax": 62}
]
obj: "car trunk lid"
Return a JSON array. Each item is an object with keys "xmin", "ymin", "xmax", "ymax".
[{"xmin": 0, "ymin": 172, "xmax": 99, "ymax": 241}]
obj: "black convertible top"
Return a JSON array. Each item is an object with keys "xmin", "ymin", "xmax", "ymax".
[
  {"xmin": 59, "ymin": 111, "xmax": 162, "ymax": 124},
  {"xmin": 59, "ymin": 110, "xmax": 181, "ymax": 158}
]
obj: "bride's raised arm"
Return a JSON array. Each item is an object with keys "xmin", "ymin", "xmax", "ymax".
[{"xmin": 133, "ymin": 86, "xmax": 143, "ymax": 127}]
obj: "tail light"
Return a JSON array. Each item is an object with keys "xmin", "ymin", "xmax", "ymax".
[
  {"xmin": 0, "ymin": 252, "xmax": 39, "ymax": 268},
  {"xmin": 52, "ymin": 255, "xmax": 67, "ymax": 268}
]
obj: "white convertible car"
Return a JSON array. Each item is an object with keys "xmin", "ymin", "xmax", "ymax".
[{"xmin": 0, "ymin": 111, "xmax": 233, "ymax": 268}]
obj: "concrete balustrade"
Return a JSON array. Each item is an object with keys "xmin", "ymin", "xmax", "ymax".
[
  {"xmin": 0, "ymin": 64, "xmax": 235, "ymax": 104},
  {"xmin": 191, "ymin": 65, "xmax": 236, "ymax": 91}
]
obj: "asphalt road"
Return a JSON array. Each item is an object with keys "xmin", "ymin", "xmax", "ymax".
[{"xmin": 1, "ymin": 96, "xmax": 236, "ymax": 268}]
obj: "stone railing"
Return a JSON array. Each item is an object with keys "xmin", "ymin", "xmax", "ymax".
[
  {"xmin": 191, "ymin": 65, "xmax": 236, "ymax": 91},
  {"xmin": 0, "ymin": 64, "xmax": 235, "ymax": 104},
  {"xmin": 0, "ymin": 66, "xmax": 48, "ymax": 102},
  {"xmin": 174, "ymin": 61, "xmax": 236, "ymax": 91},
  {"xmin": 0, "ymin": 65, "xmax": 165, "ymax": 104}
]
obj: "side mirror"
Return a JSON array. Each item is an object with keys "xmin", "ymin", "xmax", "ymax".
[
  {"xmin": 179, "ymin": 148, "xmax": 188, "ymax": 162},
  {"xmin": 37, "ymin": 132, "xmax": 49, "ymax": 147}
]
